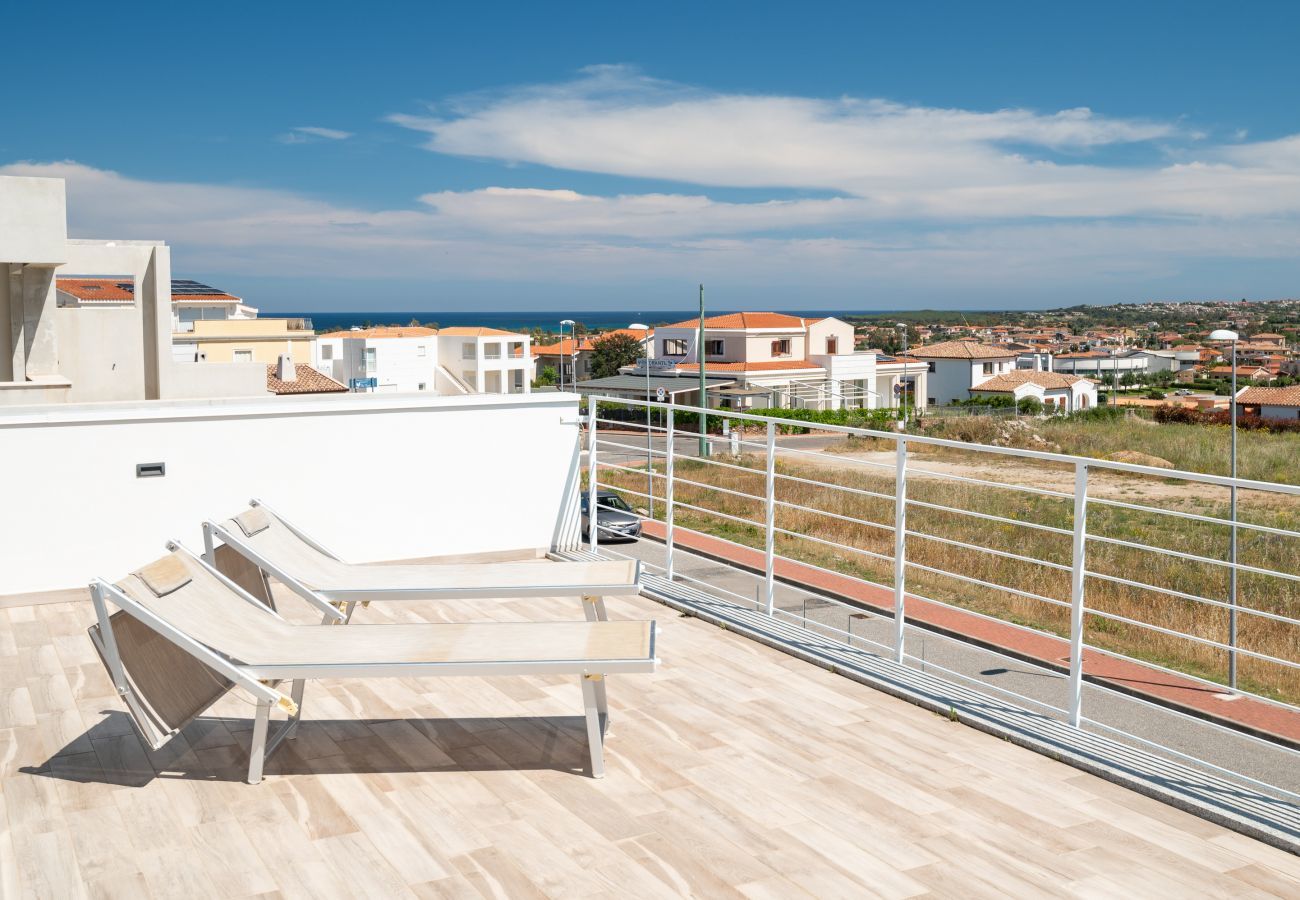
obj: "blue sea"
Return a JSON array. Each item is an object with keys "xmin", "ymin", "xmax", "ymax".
[{"xmin": 275, "ymin": 309, "xmax": 885, "ymax": 334}]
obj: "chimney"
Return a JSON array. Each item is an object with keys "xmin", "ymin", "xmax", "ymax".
[{"xmin": 277, "ymin": 353, "xmax": 296, "ymax": 382}]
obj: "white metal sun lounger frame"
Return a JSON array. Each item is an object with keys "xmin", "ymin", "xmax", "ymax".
[
  {"xmin": 202, "ymin": 498, "xmax": 639, "ymax": 625},
  {"xmin": 90, "ymin": 542, "xmax": 655, "ymax": 785}
]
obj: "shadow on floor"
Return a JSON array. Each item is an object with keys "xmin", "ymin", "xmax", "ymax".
[{"xmin": 23, "ymin": 710, "xmax": 597, "ymax": 786}]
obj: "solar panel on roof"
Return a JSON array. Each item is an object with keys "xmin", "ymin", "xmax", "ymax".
[{"xmin": 169, "ymin": 279, "xmax": 228, "ymax": 295}]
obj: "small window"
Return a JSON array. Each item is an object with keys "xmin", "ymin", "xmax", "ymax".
[
  {"xmin": 705, "ymin": 339, "xmax": 724, "ymax": 356},
  {"xmin": 771, "ymin": 339, "xmax": 791, "ymax": 357},
  {"xmin": 233, "ymin": 350, "xmax": 252, "ymax": 363},
  {"xmin": 364, "ymin": 348, "xmax": 377, "ymax": 372},
  {"xmin": 982, "ymin": 362, "xmax": 994, "ymax": 375},
  {"xmin": 418, "ymin": 382, "xmax": 427, "ymax": 391},
  {"xmin": 462, "ymin": 344, "xmax": 476, "ymax": 360},
  {"xmin": 321, "ymin": 345, "xmax": 334, "ymax": 361},
  {"xmin": 826, "ymin": 337, "xmax": 838, "ymax": 354},
  {"xmin": 927, "ymin": 361, "xmax": 936, "ymax": 373},
  {"xmin": 417, "ymin": 345, "xmax": 426, "ymax": 357},
  {"xmin": 663, "ymin": 338, "xmax": 688, "ymax": 356}
]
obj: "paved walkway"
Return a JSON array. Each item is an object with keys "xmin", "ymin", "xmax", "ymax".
[{"xmin": 637, "ymin": 520, "xmax": 1300, "ymax": 748}]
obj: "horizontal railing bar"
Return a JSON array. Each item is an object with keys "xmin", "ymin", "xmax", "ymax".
[
  {"xmin": 764, "ymin": 440, "xmax": 897, "ymax": 471},
  {"xmin": 1081, "ymin": 717, "xmax": 1300, "ymax": 804},
  {"xmin": 1089, "ymin": 495, "xmax": 1300, "ymax": 540},
  {"xmin": 904, "ymin": 561, "xmax": 1072, "ymax": 610},
  {"xmin": 772, "ymin": 526, "xmax": 895, "ymax": 563},
  {"xmin": 1082, "ymin": 607, "xmax": 1300, "ymax": 670},
  {"xmin": 671, "ymin": 498, "xmax": 767, "ymax": 531},
  {"xmin": 1084, "ymin": 570, "xmax": 1300, "ymax": 628},
  {"xmin": 905, "ymin": 530, "xmax": 1074, "ymax": 572},
  {"xmin": 904, "ymin": 586, "xmax": 1073, "ymax": 642},
  {"xmin": 592, "ymin": 481, "xmax": 656, "ymax": 505},
  {"xmin": 770, "ymin": 606, "xmax": 896, "ymax": 656},
  {"xmin": 1082, "ymin": 642, "xmax": 1300, "ymax": 715},
  {"xmin": 672, "ymin": 452, "xmax": 767, "ymax": 478},
  {"xmin": 672, "ymin": 475, "xmax": 766, "ymax": 504},
  {"xmin": 899, "ymin": 653, "xmax": 1071, "ymax": 718},
  {"xmin": 596, "ymin": 460, "xmax": 664, "ymax": 480},
  {"xmin": 773, "ymin": 498, "xmax": 895, "ymax": 534},
  {"xmin": 1087, "ymin": 533, "xmax": 1300, "ymax": 584},
  {"xmin": 594, "ymin": 439, "xmax": 668, "ymax": 457},
  {"xmin": 905, "ymin": 464, "xmax": 1074, "ymax": 500},
  {"xmin": 588, "ymin": 394, "xmax": 1300, "ymax": 497},
  {"xmin": 774, "ymin": 469, "xmax": 896, "ymax": 502},
  {"xmin": 905, "ymin": 497, "xmax": 1074, "ymax": 536},
  {"xmin": 593, "ymin": 417, "xmax": 669, "ymax": 434}
]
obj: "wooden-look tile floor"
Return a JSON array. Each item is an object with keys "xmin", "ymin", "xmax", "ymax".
[{"xmin": 2, "ymin": 587, "xmax": 1298, "ymax": 898}]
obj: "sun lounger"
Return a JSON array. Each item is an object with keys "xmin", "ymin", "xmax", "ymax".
[
  {"xmin": 88, "ymin": 543, "xmax": 657, "ymax": 784},
  {"xmin": 203, "ymin": 500, "xmax": 640, "ymax": 624}
]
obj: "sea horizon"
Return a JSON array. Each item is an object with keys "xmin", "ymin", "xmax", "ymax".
[{"xmin": 273, "ymin": 309, "xmax": 908, "ymax": 334}]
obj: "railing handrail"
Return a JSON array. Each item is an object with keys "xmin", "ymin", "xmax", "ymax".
[{"xmin": 587, "ymin": 394, "xmax": 1300, "ymax": 497}]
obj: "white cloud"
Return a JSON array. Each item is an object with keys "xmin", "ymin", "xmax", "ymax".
[
  {"xmin": 391, "ymin": 66, "xmax": 1300, "ymax": 222},
  {"xmin": 277, "ymin": 125, "xmax": 354, "ymax": 144}
]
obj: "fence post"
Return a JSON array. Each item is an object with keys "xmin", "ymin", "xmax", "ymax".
[
  {"xmin": 893, "ymin": 437, "xmax": 908, "ymax": 662},
  {"xmin": 665, "ymin": 407, "xmax": 676, "ymax": 581},
  {"xmin": 764, "ymin": 421, "xmax": 777, "ymax": 616},
  {"xmin": 587, "ymin": 395, "xmax": 599, "ymax": 554},
  {"xmin": 1068, "ymin": 462, "xmax": 1089, "ymax": 727}
]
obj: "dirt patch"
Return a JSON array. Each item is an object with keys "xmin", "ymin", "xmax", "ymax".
[{"xmin": 1106, "ymin": 450, "xmax": 1174, "ymax": 469}]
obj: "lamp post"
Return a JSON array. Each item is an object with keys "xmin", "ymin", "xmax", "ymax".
[
  {"xmin": 630, "ymin": 323, "xmax": 653, "ymax": 516},
  {"xmin": 697, "ymin": 284, "xmax": 708, "ymax": 457},
  {"xmin": 1208, "ymin": 328, "xmax": 1240, "ymax": 690},
  {"xmin": 559, "ymin": 319, "xmax": 575, "ymax": 392},
  {"xmin": 897, "ymin": 323, "xmax": 909, "ymax": 426}
]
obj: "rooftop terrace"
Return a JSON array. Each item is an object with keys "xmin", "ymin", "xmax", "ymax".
[{"xmin": 6, "ymin": 584, "xmax": 1299, "ymax": 897}]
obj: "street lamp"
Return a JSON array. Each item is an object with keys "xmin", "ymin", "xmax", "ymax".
[
  {"xmin": 897, "ymin": 323, "xmax": 910, "ymax": 426},
  {"xmin": 1208, "ymin": 328, "xmax": 1240, "ymax": 690},
  {"xmin": 629, "ymin": 323, "xmax": 654, "ymax": 516},
  {"xmin": 559, "ymin": 319, "xmax": 576, "ymax": 392}
]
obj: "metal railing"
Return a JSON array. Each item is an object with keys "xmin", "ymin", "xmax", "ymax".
[{"xmin": 582, "ymin": 394, "xmax": 1300, "ymax": 795}]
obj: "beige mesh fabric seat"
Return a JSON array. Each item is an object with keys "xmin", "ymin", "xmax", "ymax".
[
  {"xmin": 203, "ymin": 501, "xmax": 639, "ymax": 623},
  {"xmin": 89, "ymin": 545, "xmax": 657, "ymax": 784}
]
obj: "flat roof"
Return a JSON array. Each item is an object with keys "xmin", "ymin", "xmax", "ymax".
[{"xmin": 577, "ymin": 374, "xmax": 736, "ymax": 394}]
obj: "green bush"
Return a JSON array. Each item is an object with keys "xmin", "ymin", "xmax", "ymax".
[{"xmin": 1017, "ymin": 396, "xmax": 1044, "ymax": 415}]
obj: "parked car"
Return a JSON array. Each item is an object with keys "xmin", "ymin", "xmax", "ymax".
[
  {"xmin": 1175, "ymin": 389, "xmax": 1192, "ymax": 396},
  {"xmin": 581, "ymin": 491, "xmax": 642, "ymax": 542}
]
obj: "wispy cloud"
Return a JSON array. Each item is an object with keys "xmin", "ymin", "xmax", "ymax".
[{"xmin": 277, "ymin": 125, "xmax": 354, "ymax": 144}]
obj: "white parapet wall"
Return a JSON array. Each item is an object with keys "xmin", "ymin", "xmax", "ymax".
[{"xmin": 0, "ymin": 391, "xmax": 585, "ymax": 595}]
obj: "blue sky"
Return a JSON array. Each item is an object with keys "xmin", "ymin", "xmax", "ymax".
[{"xmin": 4, "ymin": 1, "xmax": 1300, "ymax": 311}]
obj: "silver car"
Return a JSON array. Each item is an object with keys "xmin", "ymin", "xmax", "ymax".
[{"xmin": 581, "ymin": 491, "xmax": 642, "ymax": 542}]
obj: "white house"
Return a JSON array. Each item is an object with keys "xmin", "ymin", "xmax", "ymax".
[
  {"xmin": 1235, "ymin": 385, "xmax": 1300, "ymax": 421},
  {"xmin": 907, "ymin": 341, "xmax": 1019, "ymax": 406},
  {"xmin": 0, "ymin": 174, "xmax": 267, "ymax": 405},
  {"xmin": 578, "ymin": 312, "xmax": 925, "ymax": 411},
  {"xmin": 169, "ymin": 280, "xmax": 258, "ymax": 332},
  {"xmin": 969, "ymin": 370, "xmax": 1098, "ymax": 413},
  {"xmin": 1052, "ymin": 349, "xmax": 1150, "ymax": 381},
  {"xmin": 436, "ymin": 327, "xmax": 532, "ymax": 395},
  {"xmin": 316, "ymin": 326, "xmax": 440, "ymax": 393}
]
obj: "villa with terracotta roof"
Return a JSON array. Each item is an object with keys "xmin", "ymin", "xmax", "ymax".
[
  {"xmin": 969, "ymin": 369, "xmax": 1098, "ymax": 412},
  {"xmin": 1235, "ymin": 384, "xmax": 1300, "ymax": 420},
  {"xmin": 577, "ymin": 313, "xmax": 926, "ymax": 410},
  {"xmin": 532, "ymin": 327, "xmax": 653, "ymax": 384}
]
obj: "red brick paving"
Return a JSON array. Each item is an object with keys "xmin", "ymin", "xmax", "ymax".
[{"xmin": 638, "ymin": 520, "xmax": 1300, "ymax": 747}]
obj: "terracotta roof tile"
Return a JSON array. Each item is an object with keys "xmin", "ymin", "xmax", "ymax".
[
  {"xmin": 267, "ymin": 364, "xmax": 348, "ymax": 395},
  {"xmin": 677, "ymin": 360, "xmax": 824, "ymax": 372},
  {"xmin": 1237, "ymin": 385, "xmax": 1300, "ymax": 407},
  {"xmin": 909, "ymin": 340, "xmax": 1018, "ymax": 360},
  {"xmin": 437, "ymin": 326, "xmax": 522, "ymax": 337},
  {"xmin": 320, "ymin": 327, "xmax": 437, "ymax": 339},
  {"xmin": 662, "ymin": 312, "xmax": 810, "ymax": 330},
  {"xmin": 971, "ymin": 371, "xmax": 1091, "ymax": 392}
]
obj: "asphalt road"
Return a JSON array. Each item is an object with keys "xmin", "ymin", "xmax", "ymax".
[{"xmin": 600, "ymin": 533, "xmax": 1300, "ymax": 800}]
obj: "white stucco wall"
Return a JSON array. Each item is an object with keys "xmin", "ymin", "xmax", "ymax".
[
  {"xmin": 0, "ymin": 177, "xmax": 67, "ymax": 264},
  {"xmin": 0, "ymin": 392, "xmax": 584, "ymax": 594}
]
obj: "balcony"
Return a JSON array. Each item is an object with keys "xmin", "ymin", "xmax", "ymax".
[{"xmin": 0, "ymin": 391, "xmax": 1297, "ymax": 894}]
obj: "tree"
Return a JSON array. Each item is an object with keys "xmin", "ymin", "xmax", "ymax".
[
  {"xmin": 1017, "ymin": 396, "xmax": 1044, "ymax": 415},
  {"xmin": 533, "ymin": 366, "xmax": 557, "ymax": 388},
  {"xmin": 590, "ymin": 332, "xmax": 644, "ymax": 379}
]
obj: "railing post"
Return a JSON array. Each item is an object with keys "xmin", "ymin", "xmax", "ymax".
[
  {"xmin": 1068, "ymin": 462, "xmax": 1089, "ymax": 727},
  {"xmin": 665, "ymin": 407, "xmax": 676, "ymax": 581},
  {"xmin": 893, "ymin": 437, "xmax": 907, "ymax": 662},
  {"xmin": 587, "ymin": 395, "xmax": 599, "ymax": 553},
  {"xmin": 764, "ymin": 421, "xmax": 777, "ymax": 616}
]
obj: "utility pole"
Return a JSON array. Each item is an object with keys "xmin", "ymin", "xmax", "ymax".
[{"xmin": 698, "ymin": 284, "xmax": 708, "ymax": 457}]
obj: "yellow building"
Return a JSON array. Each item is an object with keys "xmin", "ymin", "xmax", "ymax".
[{"xmin": 174, "ymin": 317, "xmax": 316, "ymax": 365}]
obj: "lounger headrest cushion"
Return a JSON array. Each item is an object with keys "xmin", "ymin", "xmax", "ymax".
[
  {"xmin": 234, "ymin": 506, "xmax": 272, "ymax": 538},
  {"xmin": 135, "ymin": 554, "xmax": 193, "ymax": 597}
]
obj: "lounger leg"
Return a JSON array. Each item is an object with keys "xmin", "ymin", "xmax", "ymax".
[
  {"xmin": 247, "ymin": 699, "xmax": 272, "ymax": 785},
  {"xmin": 286, "ymin": 680, "xmax": 306, "ymax": 740},
  {"xmin": 581, "ymin": 597, "xmax": 610, "ymax": 731},
  {"xmin": 581, "ymin": 675, "xmax": 605, "ymax": 779},
  {"xmin": 202, "ymin": 522, "xmax": 216, "ymax": 563}
]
